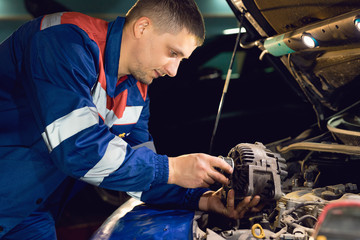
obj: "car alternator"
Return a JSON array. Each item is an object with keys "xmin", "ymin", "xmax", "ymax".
[{"xmin": 222, "ymin": 142, "xmax": 288, "ymax": 203}]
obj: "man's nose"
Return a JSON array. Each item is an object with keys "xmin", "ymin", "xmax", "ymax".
[{"xmin": 164, "ymin": 59, "xmax": 181, "ymax": 77}]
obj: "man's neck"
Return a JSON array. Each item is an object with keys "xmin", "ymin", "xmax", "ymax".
[{"xmin": 117, "ymin": 25, "xmax": 131, "ymax": 79}]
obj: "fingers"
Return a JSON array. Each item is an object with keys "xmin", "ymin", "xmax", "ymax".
[
  {"xmin": 225, "ymin": 190, "xmax": 251, "ymax": 219},
  {"xmin": 222, "ymin": 194, "xmax": 262, "ymax": 219},
  {"xmin": 201, "ymin": 188, "xmax": 263, "ymax": 220},
  {"xmin": 208, "ymin": 169, "xmax": 230, "ymax": 185},
  {"xmin": 168, "ymin": 154, "xmax": 233, "ymax": 189},
  {"xmin": 236, "ymin": 196, "xmax": 261, "ymax": 211},
  {"xmin": 250, "ymin": 197, "xmax": 265, "ymax": 212},
  {"xmin": 210, "ymin": 156, "xmax": 233, "ymax": 175},
  {"xmin": 202, "ymin": 177, "xmax": 215, "ymax": 187},
  {"xmin": 226, "ymin": 189, "xmax": 235, "ymax": 209},
  {"xmin": 236, "ymin": 196, "xmax": 251, "ymax": 209},
  {"xmin": 248, "ymin": 195, "xmax": 261, "ymax": 211},
  {"xmin": 221, "ymin": 189, "xmax": 234, "ymax": 217},
  {"xmin": 206, "ymin": 155, "xmax": 234, "ymax": 185}
]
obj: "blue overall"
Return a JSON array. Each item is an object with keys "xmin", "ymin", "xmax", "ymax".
[{"xmin": 0, "ymin": 12, "xmax": 207, "ymax": 239}]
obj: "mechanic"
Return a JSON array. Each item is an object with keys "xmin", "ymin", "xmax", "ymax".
[{"xmin": 0, "ymin": 0, "xmax": 260, "ymax": 239}]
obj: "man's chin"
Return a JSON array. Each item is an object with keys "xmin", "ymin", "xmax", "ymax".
[{"xmin": 138, "ymin": 77, "xmax": 153, "ymax": 85}]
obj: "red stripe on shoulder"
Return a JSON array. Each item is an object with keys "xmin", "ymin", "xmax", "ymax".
[
  {"xmin": 61, "ymin": 12, "xmax": 108, "ymax": 89},
  {"xmin": 107, "ymin": 90, "xmax": 128, "ymax": 119},
  {"xmin": 117, "ymin": 76, "xmax": 128, "ymax": 87},
  {"xmin": 136, "ymin": 82, "xmax": 148, "ymax": 101}
]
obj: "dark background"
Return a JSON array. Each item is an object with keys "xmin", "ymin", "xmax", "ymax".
[{"xmin": 148, "ymin": 34, "xmax": 316, "ymax": 157}]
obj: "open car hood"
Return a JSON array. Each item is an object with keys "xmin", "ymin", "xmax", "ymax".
[{"xmin": 226, "ymin": 0, "xmax": 360, "ymax": 128}]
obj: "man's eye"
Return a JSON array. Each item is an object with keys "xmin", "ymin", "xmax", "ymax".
[{"xmin": 170, "ymin": 50, "xmax": 178, "ymax": 57}]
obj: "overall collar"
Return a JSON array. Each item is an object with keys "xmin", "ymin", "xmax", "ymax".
[{"xmin": 104, "ymin": 17, "xmax": 137, "ymax": 98}]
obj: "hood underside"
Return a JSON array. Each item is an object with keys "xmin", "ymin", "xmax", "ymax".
[{"xmin": 227, "ymin": 0, "xmax": 360, "ymax": 126}]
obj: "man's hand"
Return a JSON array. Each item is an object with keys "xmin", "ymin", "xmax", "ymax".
[
  {"xmin": 198, "ymin": 189, "xmax": 262, "ymax": 219},
  {"xmin": 167, "ymin": 153, "xmax": 233, "ymax": 188}
]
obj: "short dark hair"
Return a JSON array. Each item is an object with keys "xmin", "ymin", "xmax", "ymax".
[{"xmin": 125, "ymin": 0, "xmax": 205, "ymax": 46}]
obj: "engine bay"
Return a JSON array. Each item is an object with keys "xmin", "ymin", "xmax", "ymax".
[
  {"xmin": 194, "ymin": 131, "xmax": 360, "ymax": 239},
  {"xmin": 191, "ymin": 1, "xmax": 360, "ymax": 238}
]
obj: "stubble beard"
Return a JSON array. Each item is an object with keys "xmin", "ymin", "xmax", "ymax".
[{"xmin": 130, "ymin": 68, "xmax": 153, "ymax": 85}]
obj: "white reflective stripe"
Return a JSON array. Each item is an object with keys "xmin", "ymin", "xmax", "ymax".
[
  {"xmin": 41, "ymin": 12, "xmax": 64, "ymax": 30},
  {"xmin": 104, "ymin": 110, "xmax": 119, "ymax": 128},
  {"xmin": 92, "ymin": 81, "xmax": 108, "ymax": 119},
  {"xmin": 80, "ymin": 136, "xmax": 127, "ymax": 186},
  {"xmin": 105, "ymin": 107, "xmax": 144, "ymax": 127},
  {"xmin": 91, "ymin": 82, "xmax": 143, "ymax": 127},
  {"xmin": 126, "ymin": 191, "xmax": 143, "ymax": 200},
  {"xmin": 112, "ymin": 106, "xmax": 143, "ymax": 125},
  {"xmin": 42, "ymin": 107, "xmax": 98, "ymax": 152}
]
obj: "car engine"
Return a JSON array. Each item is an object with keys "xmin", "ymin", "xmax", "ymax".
[{"xmin": 194, "ymin": 121, "xmax": 360, "ymax": 239}]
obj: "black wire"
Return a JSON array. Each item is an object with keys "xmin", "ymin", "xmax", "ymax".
[{"xmin": 209, "ymin": 11, "xmax": 245, "ymax": 154}]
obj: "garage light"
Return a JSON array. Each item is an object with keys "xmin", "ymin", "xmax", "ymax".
[
  {"xmin": 261, "ymin": 10, "xmax": 360, "ymax": 57},
  {"xmin": 355, "ymin": 18, "xmax": 360, "ymax": 31},
  {"xmin": 223, "ymin": 27, "xmax": 246, "ymax": 35},
  {"xmin": 301, "ymin": 33, "xmax": 319, "ymax": 48}
]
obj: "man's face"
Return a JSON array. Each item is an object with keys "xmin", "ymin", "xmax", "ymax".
[{"xmin": 129, "ymin": 26, "xmax": 198, "ymax": 85}]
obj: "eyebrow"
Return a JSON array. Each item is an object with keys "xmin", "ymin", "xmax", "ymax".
[{"xmin": 171, "ymin": 46, "xmax": 189, "ymax": 59}]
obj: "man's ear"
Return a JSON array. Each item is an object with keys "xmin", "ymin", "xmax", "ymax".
[{"xmin": 133, "ymin": 17, "xmax": 151, "ymax": 38}]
